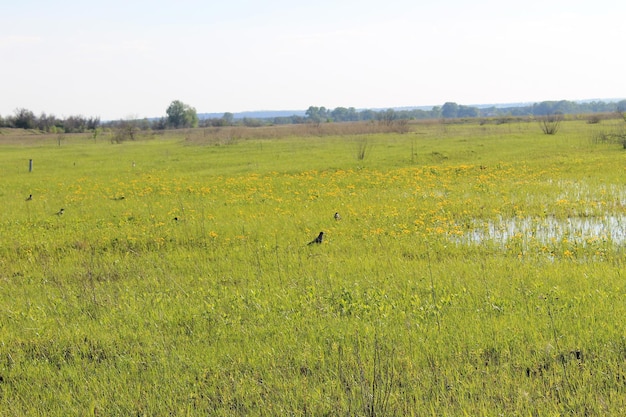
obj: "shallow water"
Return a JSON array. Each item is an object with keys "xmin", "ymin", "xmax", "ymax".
[{"xmin": 454, "ymin": 215, "xmax": 626, "ymax": 247}]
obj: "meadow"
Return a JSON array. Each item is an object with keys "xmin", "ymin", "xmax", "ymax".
[{"xmin": 1, "ymin": 118, "xmax": 625, "ymax": 415}]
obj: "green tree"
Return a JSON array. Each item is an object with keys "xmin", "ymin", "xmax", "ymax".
[
  {"xmin": 13, "ymin": 108, "xmax": 36, "ymax": 129},
  {"xmin": 222, "ymin": 112, "xmax": 234, "ymax": 126},
  {"xmin": 330, "ymin": 107, "xmax": 359, "ymax": 122},
  {"xmin": 441, "ymin": 102, "xmax": 459, "ymax": 118},
  {"xmin": 166, "ymin": 100, "xmax": 198, "ymax": 128},
  {"xmin": 532, "ymin": 101, "xmax": 560, "ymax": 116},
  {"xmin": 458, "ymin": 105, "xmax": 480, "ymax": 118},
  {"xmin": 36, "ymin": 112, "xmax": 57, "ymax": 132},
  {"xmin": 305, "ymin": 106, "xmax": 329, "ymax": 124},
  {"xmin": 111, "ymin": 117, "xmax": 140, "ymax": 143},
  {"xmin": 330, "ymin": 107, "xmax": 349, "ymax": 122},
  {"xmin": 378, "ymin": 108, "xmax": 396, "ymax": 126}
]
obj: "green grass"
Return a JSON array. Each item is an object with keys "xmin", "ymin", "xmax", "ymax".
[{"xmin": 1, "ymin": 120, "xmax": 626, "ymax": 415}]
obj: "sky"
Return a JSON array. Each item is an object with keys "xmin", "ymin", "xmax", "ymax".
[{"xmin": 2, "ymin": 0, "xmax": 625, "ymax": 120}]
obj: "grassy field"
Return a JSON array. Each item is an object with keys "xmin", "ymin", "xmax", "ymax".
[{"xmin": 1, "ymin": 119, "xmax": 625, "ymax": 415}]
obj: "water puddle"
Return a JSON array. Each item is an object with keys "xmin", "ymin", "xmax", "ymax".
[{"xmin": 454, "ymin": 215, "xmax": 626, "ymax": 247}]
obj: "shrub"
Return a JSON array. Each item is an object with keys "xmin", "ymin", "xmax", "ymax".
[{"xmin": 538, "ymin": 112, "xmax": 564, "ymax": 135}]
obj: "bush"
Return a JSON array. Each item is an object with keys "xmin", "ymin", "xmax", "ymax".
[
  {"xmin": 587, "ymin": 115, "xmax": 602, "ymax": 124},
  {"xmin": 111, "ymin": 120, "xmax": 138, "ymax": 143},
  {"xmin": 538, "ymin": 112, "xmax": 564, "ymax": 135}
]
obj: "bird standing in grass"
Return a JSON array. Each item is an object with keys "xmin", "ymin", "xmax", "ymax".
[
  {"xmin": 308, "ymin": 231, "xmax": 324, "ymax": 245},
  {"xmin": 56, "ymin": 208, "xmax": 65, "ymax": 216},
  {"xmin": 25, "ymin": 194, "xmax": 32, "ymax": 201},
  {"xmin": 334, "ymin": 212, "xmax": 341, "ymax": 221}
]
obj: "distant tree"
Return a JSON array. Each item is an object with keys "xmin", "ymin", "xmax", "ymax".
[
  {"xmin": 273, "ymin": 115, "xmax": 306, "ymax": 125},
  {"xmin": 137, "ymin": 118, "xmax": 151, "ymax": 131},
  {"xmin": 331, "ymin": 107, "xmax": 359, "ymax": 122},
  {"xmin": 63, "ymin": 115, "xmax": 87, "ymax": 133},
  {"xmin": 87, "ymin": 116, "xmax": 101, "ymax": 131},
  {"xmin": 13, "ymin": 108, "xmax": 36, "ymax": 129},
  {"xmin": 305, "ymin": 106, "xmax": 318, "ymax": 122},
  {"xmin": 330, "ymin": 107, "xmax": 348, "ymax": 122},
  {"xmin": 272, "ymin": 116, "xmax": 288, "ymax": 125},
  {"xmin": 243, "ymin": 117, "xmax": 263, "ymax": 127},
  {"xmin": 201, "ymin": 118, "xmax": 224, "ymax": 127},
  {"xmin": 359, "ymin": 109, "xmax": 377, "ymax": 121},
  {"xmin": 617, "ymin": 100, "xmax": 626, "ymax": 122},
  {"xmin": 36, "ymin": 112, "xmax": 57, "ymax": 132},
  {"xmin": 305, "ymin": 106, "xmax": 329, "ymax": 124},
  {"xmin": 533, "ymin": 101, "xmax": 562, "ymax": 116},
  {"xmin": 111, "ymin": 118, "xmax": 140, "ymax": 143},
  {"xmin": 580, "ymin": 100, "xmax": 612, "ymax": 114},
  {"xmin": 152, "ymin": 117, "xmax": 168, "ymax": 130},
  {"xmin": 378, "ymin": 109, "xmax": 396, "ymax": 126},
  {"xmin": 458, "ymin": 105, "xmax": 480, "ymax": 118},
  {"xmin": 222, "ymin": 112, "xmax": 234, "ymax": 126},
  {"xmin": 51, "ymin": 115, "xmax": 100, "ymax": 133},
  {"xmin": 166, "ymin": 100, "xmax": 198, "ymax": 128},
  {"xmin": 441, "ymin": 102, "xmax": 459, "ymax": 118}
]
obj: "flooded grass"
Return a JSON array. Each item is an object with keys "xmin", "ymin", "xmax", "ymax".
[{"xmin": 456, "ymin": 214, "xmax": 626, "ymax": 247}]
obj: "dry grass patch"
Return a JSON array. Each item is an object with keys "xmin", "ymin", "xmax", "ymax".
[{"xmin": 183, "ymin": 120, "xmax": 412, "ymax": 145}]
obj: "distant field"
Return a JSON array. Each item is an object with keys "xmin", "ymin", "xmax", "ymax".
[{"xmin": 1, "ymin": 119, "xmax": 625, "ymax": 415}]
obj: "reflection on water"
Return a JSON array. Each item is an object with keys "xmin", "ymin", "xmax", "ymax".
[{"xmin": 455, "ymin": 215, "xmax": 626, "ymax": 247}]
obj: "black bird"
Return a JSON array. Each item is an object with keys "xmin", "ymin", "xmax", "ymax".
[
  {"xmin": 56, "ymin": 208, "xmax": 65, "ymax": 216},
  {"xmin": 25, "ymin": 194, "xmax": 33, "ymax": 201},
  {"xmin": 334, "ymin": 212, "xmax": 341, "ymax": 221},
  {"xmin": 308, "ymin": 231, "xmax": 324, "ymax": 245}
]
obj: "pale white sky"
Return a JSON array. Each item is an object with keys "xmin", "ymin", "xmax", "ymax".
[{"xmin": 2, "ymin": 0, "xmax": 624, "ymax": 120}]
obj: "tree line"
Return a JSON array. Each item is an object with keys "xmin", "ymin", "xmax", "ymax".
[
  {"xmin": 0, "ymin": 108, "xmax": 101, "ymax": 133},
  {"xmin": 203, "ymin": 100, "xmax": 626, "ymax": 127},
  {"xmin": 0, "ymin": 100, "xmax": 199, "ymax": 134},
  {"xmin": 2, "ymin": 99, "xmax": 625, "ymax": 134}
]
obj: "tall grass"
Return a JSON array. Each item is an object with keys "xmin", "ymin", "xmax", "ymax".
[{"xmin": 1, "ymin": 120, "xmax": 625, "ymax": 415}]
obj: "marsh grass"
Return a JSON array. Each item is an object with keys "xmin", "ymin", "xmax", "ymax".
[
  {"xmin": 1, "ymin": 120, "xmax": 626, "ymax": 414},
  {"xmin": 354, "ymin": 138, "xmax": 371, "ymax": 161}
]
